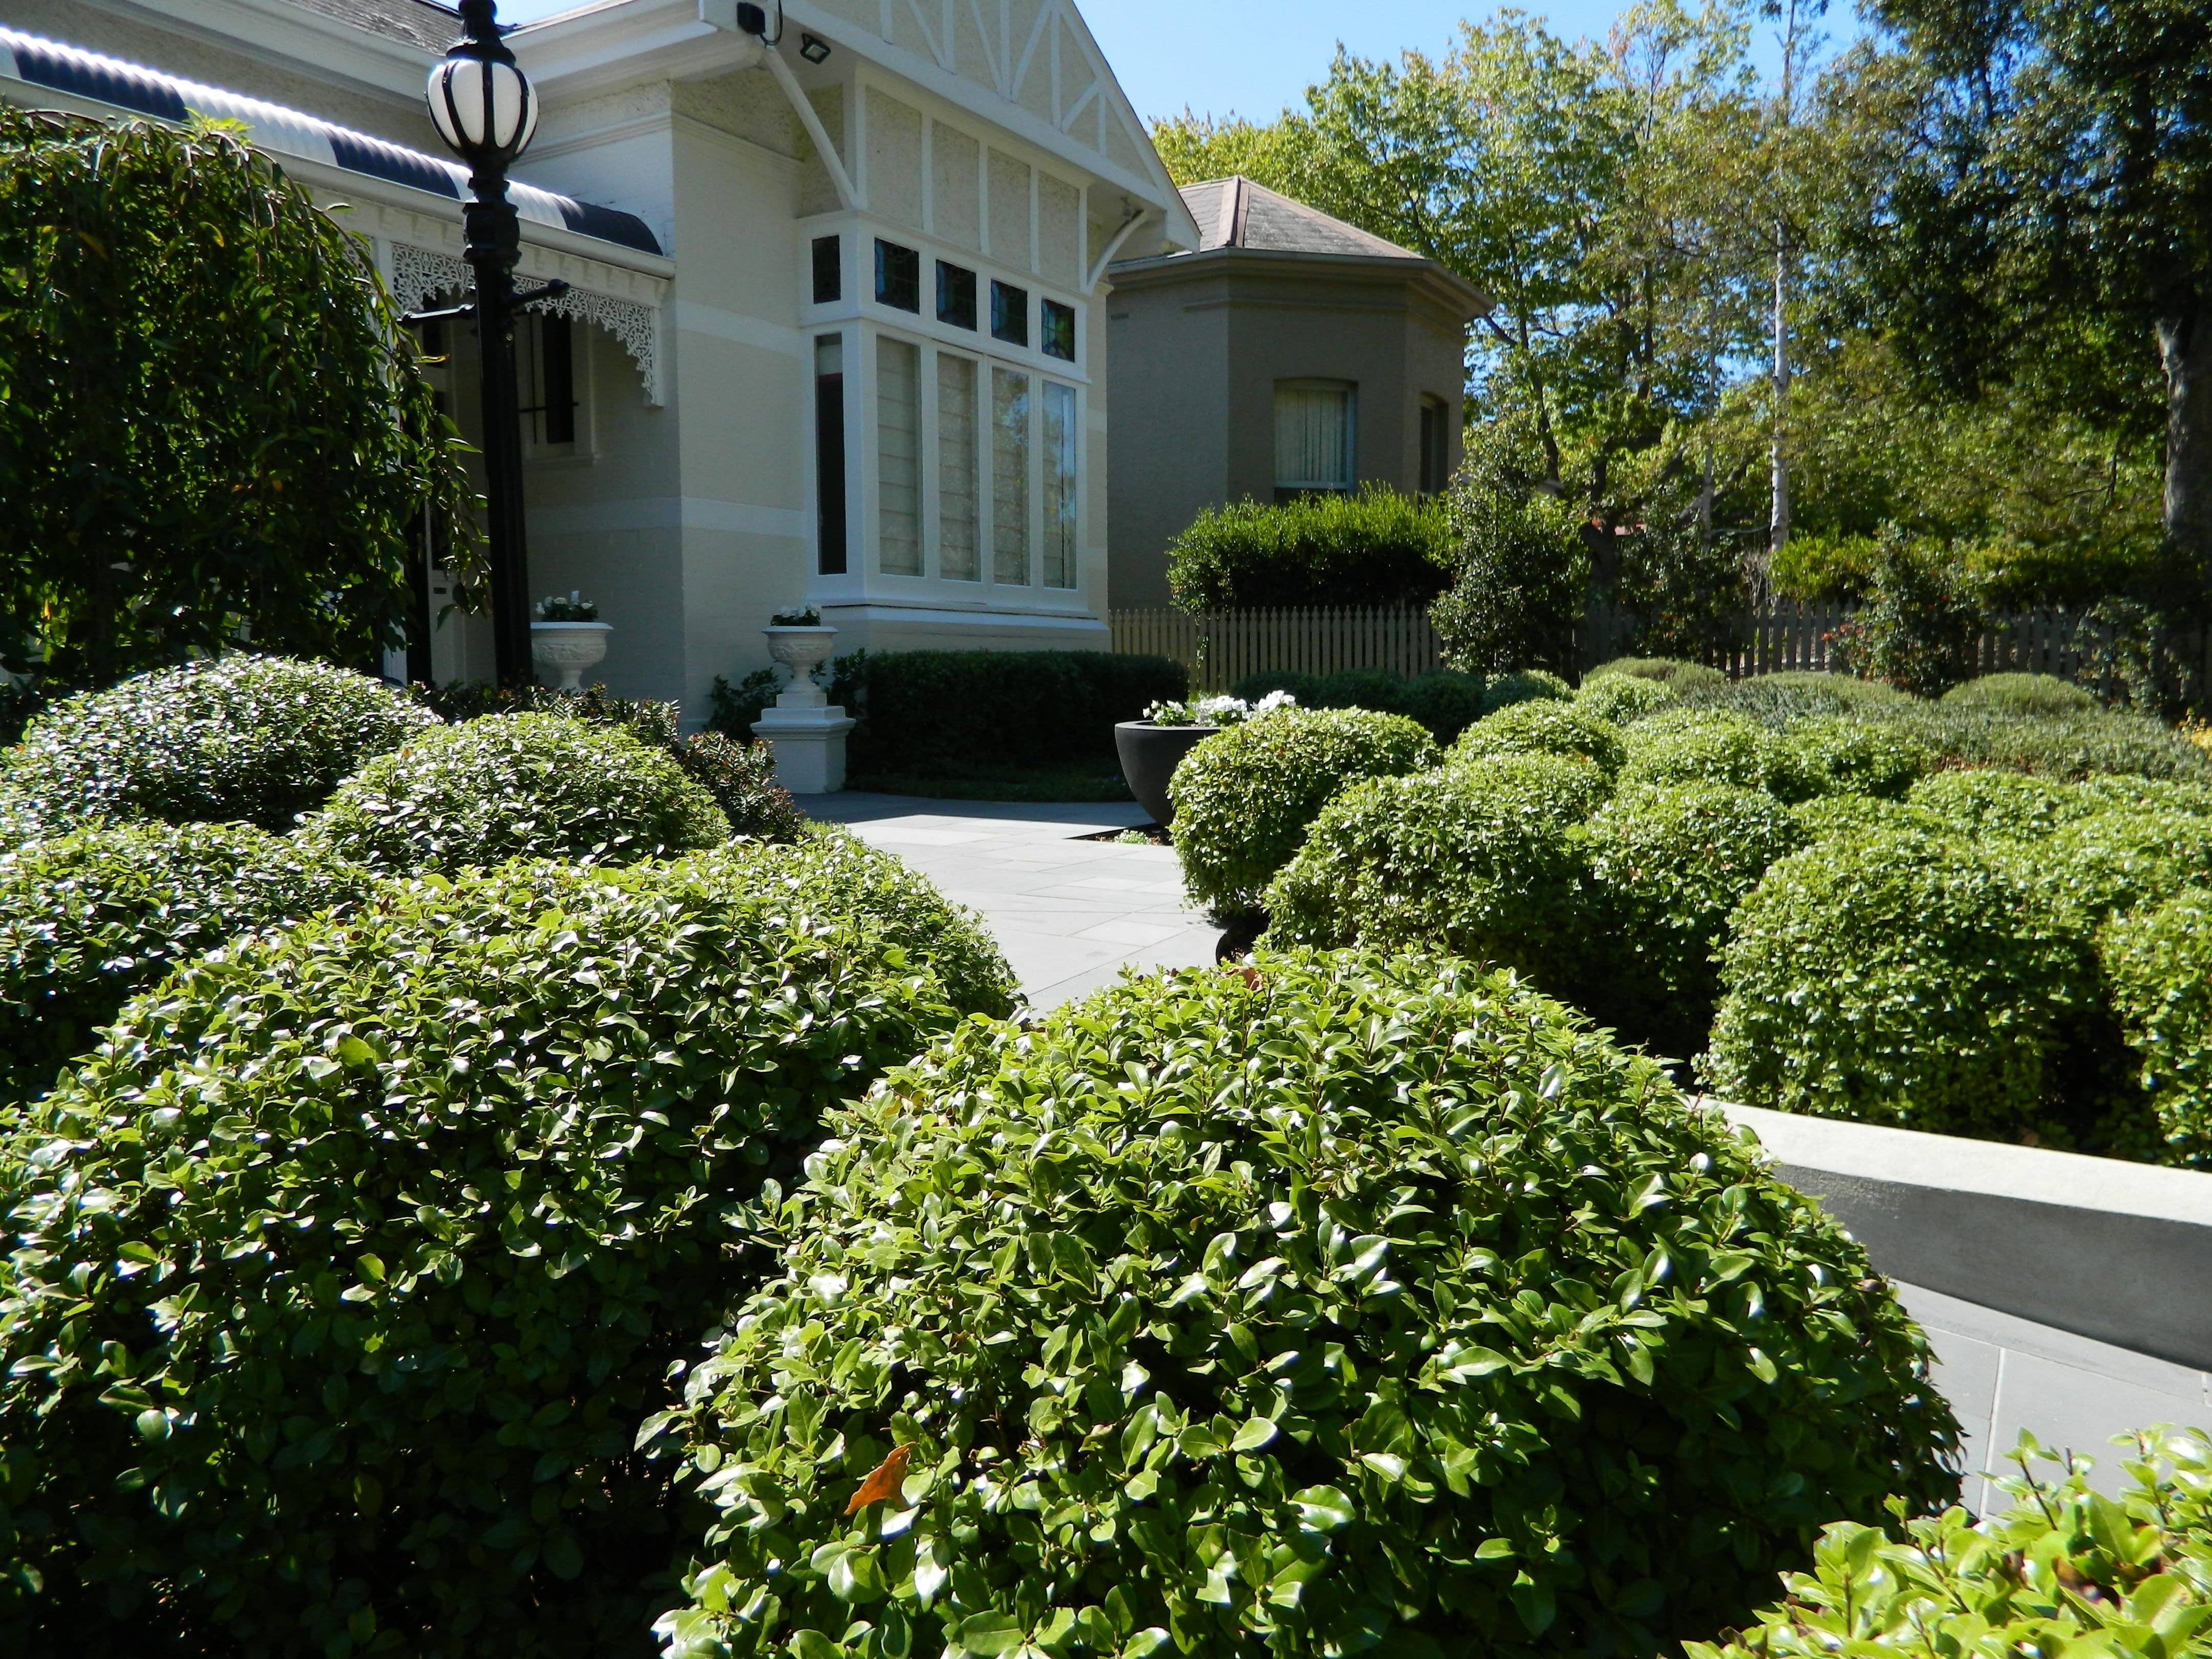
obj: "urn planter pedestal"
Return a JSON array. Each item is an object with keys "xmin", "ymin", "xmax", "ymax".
[
  {"xmin": 1113, "ymin": 720, "xmax": 1219, "ymax": 827},
  {"xmin": 529, "ymin": 621, "xmax": 610, "ymax": 692},
  {"xmin": 752, "ymin": 625, "xmax": 855, "ymax": 793}
]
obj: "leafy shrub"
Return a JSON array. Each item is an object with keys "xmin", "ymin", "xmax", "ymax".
[
  {"xmin": 1619, "ymin": 710, "xmax": 1795, "ymax": 797},
  {"xmin": 1481, "ymin": 667, "xmax": 1574, "ymax": 712},
  {"xmin": 1890, "ymin": 706, "xmax": 2212, "ymax": 781},
  {"xmin": 1398, "ymin": 671, "xmax": 1488, "ymax": 740},
  {"xmin": 653, "ymin": 954, "xmax": 1960, "ymax": 1659},
  {"xmin": 301, "ymin": 712, "xmax": 729, "ymax": 874},
  {"xmin": 1451, "ymin": 699, "xmax": 1626, "ymax": 778},
  {"xmin": 1785, "ymin": 716, "xmax": 1933, "ymax": 799},
  {"xmin": 0, "ymin": 821, "xmax": 370, "ymax": 1108},
  {"xmin": 1584, "ymin": 656, "xmax": 1728, "ymax": 693},
  {"xmin": 1690, "ymin": 1430, "xmax": 2212, "ymax": 1659},
  {"xmin": 1586, "ymin": 785, "xmax": 1809, "ymax": 1053},
  {"xmin": 845, "ymin": 652, "xmax": 1186, "ymax": 776},
  {"xmin": 1262, "ymin": 756, "xmax": 1603, "ymax": 992},
  {"xmin": 2074, "ymin": 775, "xmax": 2212, "ymax": 816},
  {"xmin": 2014, "ymin": 811, "xmax": 2212, "ymax": 933},
  {"xmin": 3, "ymin": 655, "xmax": 436, "ymax": 835},
  {"xmin": 1431, "ymin": 433, "xmax": 1591, "ymax": 676},
  {"xmin": 419, "ymin": 683, "xmax": 804, "ymax": 841},
  {"xmin": 1905, "ymin": 770, "xmax": 2103, "ymax": 840},
  {"xmin": 1828, "ymin": 531, "xmax": 1985, "ymax": 696},
  {"xmin": 2105, "ymin": 892, "xmax": 2212, "ymax": 1167},
  {"xmin": 1943, "ymin": 672, "xmax": 2101, "ymax": 715},
  {"xmin": 1573, "ymin": 673, "xmax": 1676, "ymax": 725},
  {"xmin": 0, "ymin": 848, "xmax": 991, "ymax": 1650},
  {"xmin": 1701, "ymin": 829, "xmax": 2094, "ymax": 1142},
  {"xmin": 1680, "ymin": 672, "xmax": 1911, "ymax": 729},
  {"xmin": 1789, "ymin": 793, "xmax": 1945, "ymax": 842},
  {"xmin": 1169, "ymin": 709, "xmax": 1436, "ymax": 919},
  {"xmin": 1165, "ymin": 486, "xmax": 1451, "ymax": 611}
]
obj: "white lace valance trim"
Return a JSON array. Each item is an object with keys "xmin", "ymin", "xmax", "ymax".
[{"xmin": 388, "ymin": 242, "xmax": 662, "ymax": 405}]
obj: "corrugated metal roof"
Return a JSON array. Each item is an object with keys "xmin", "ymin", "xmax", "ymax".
[{"xmin": 1179, "ymin": 176, "xmax": 1422, "ymax": 262}]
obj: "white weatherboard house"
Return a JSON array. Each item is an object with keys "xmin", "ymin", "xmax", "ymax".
[{"xmin": 0, "ymin": 0, "xmax": 1198, "ymax": 719}]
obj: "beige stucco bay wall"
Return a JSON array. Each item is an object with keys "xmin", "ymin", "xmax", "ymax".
[{"xmin": 1107, "ymin": 251, "xmax": 1473, "ymax": 611}]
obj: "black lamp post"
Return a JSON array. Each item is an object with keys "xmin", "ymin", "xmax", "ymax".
[{"xmin": 425, "ymin": 0, "xmax": 548, "ymax": 687}]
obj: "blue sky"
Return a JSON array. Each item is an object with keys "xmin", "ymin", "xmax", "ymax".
[{"xmin": 494, "ymin": 1, "xmax": 1849, "ymax": 124}]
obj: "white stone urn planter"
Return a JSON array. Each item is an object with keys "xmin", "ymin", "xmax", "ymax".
[
  {"xmin": 530, "ymin": 620, "xmax": 610, "ymax": 692},
  {"xmin": 752, "ymin": 624, "xmax": 855, "ymax": 793}
]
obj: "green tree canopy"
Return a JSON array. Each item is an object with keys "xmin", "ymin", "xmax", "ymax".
[{"xmin": 0, "ymin": 110, "xmax": 475, "ymax": 690}]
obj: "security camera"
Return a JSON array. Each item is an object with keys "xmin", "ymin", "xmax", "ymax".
[{"xmin": 700, "ymin": 0, "xmax": 780, "ymax": 38}]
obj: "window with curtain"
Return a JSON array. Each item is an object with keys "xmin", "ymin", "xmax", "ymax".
[
  {"xmin": 1041, "ymin": 380, "xmax": 1077, "ymax": 589},
  {"xmin": 938, "ymin": 353, "xmax": 980, "ymax": 581},
  {"xmin": 992, "ymin": 367, "xmax": 1030, "ymax": 585},
  {"xmin": 1273, "ymin": 380, "xmax": 1354, "ymax": 500},
  {"xmin": 878, "ymin": 336, "xmax": 922, "ymax": 576}
]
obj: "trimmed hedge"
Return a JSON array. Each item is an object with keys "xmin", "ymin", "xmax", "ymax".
[
  {"xmin": 302, "ymin": 712, "xmax": 730, "ymax": 874},
  {"xmin": 1451, "ymin": 699, "xmax": 1627, "ymax": 778},
  {"xmin": 2104, "ymin": 891, "xmax": 2212, "ymax": 1167},
  {"xmin": 1573, "ymin": 672, "xmax": 1676, "ymax": 725},
  {"xmin": 654, "ymin": 955, "xmax": 1960, "ymax": 1659},
  {"xmin": 0, "ymin": 846, "xmax": 1001, "ymax": 1650},
  {"xmin": 1789, "ymin": 793, "xmax": 1944, "ymax": 842},
  {"xmin": 1164, "ymin": 487, "xmax": 1451, "ymax": 611},
  {"xmin": 844, "ymin": 651, "xmax": 1186, "ymax": 775},
  {"xmin": 1785, "ymin": 716, "xmax": 1932, "ymax": 799},
  {"xmin": 1229, "ymin": 670, "xmax": 1488, "ymax": 742},
  {"xmin": 1169, "ymin": 708, "xmax": 1436, "ymax": 919},
  {"xmin": 1619, "ymin": 710, "xmax": 1795, "ymax": 797},
  {"xmin": 1690, "ymin": 1430, "xmax": 2212, "ymax": 1659},
  {"xmin": 1890, "ymin": 706, "xmax": 2212, "ymax": 781},
  {"xmin": 1481, "ymin": 667, "xmax": 1573, "ymax": 712},
  {"xmin": 0, "ymin": 822, "xmax": 370, "ymax": 1108},
  {"xmin": 1583, "ymin": 656, "xmax": 1727, "ymax": 694},
  {"xmin": 1942, "ymin": 671, "xmax": 2101, "ymax": 715},
  {"xmin": 1262, "ymin": 755, "xmax": 1604, "ymax": 991},
  {"xmin": 1905, "ymin": 770, "xmax": 2103, "ymax": 840},
  {"xmin": 1701, "ymin": 829, "xmax": 2094, "ymax": 1143},
  {"xmin": 2017, "ymin": 810, "xmax": 2212, "ymax": 933},
  {"xmin": 2, "ymin": 655, "xmax": 435, "ymax": 835},
  {"xmin": 1586, "ymin": 784, "xmax": 1809, "ymax": 1052}
]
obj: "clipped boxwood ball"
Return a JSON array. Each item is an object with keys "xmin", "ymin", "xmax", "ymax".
[
  {"xmin": 2072, "ymin": 775, "xmax": 2212, "ymax": 818},
  {"xmin": 1451, "ymin": 699, "xmax": 1626, "ymax": 779},
  {"xmin": 1584, "ymin": 656, "xmax": 1728, "ymax": 694},
  {"xmin": 1573, "ymin": 673, "xmax": 1676, "ymax": 726},
  {"xmin": 2013, "ymin": 810, "xmax": 2212, "ymax": 933},
  {"xmin": 1783, "ymin": 717, "xmax": 1932, "ymax": 800},
  {"xmin": 1904, "ymin": 770, "xmax": 2103, "ymax": 840},
  {"xmin": 654, "ymin": 954, "xmax": 1960, "ymax": 1659},
  {"xmin": 1399, "ymin": 671, "xmax": 1486, "ymax": 742},
  {"xmin": 3, "ymin": 655, "xmax": 436, "ymax": 835},
  {"xmin": 1480, "ymin": 667, "xmax": 1573, "ymax": 712},
  {"xmin": 1262, "ymin": 755, "xmax": 1603, "ymax": 994},
  {"xmin": 1787, "ymin": 793, "xmax": 1947, "ymax": 843},
  {"xmin": 1701, "ymin": 830, "xmax": 2092, "ymax": 1141},
  {"xmin": 0, "ymin": 848, "xmax": 988, "ymax": 1651},
  {"xmin": 1619, "ymin": 710, "xmax": 1793, "ymax": 798},
  {"xmin": 0, "ymin": 821, "xmax": 369, "ymax": 1108},
  {"xmin": 303, "ymin": 710, "xmax": 730, "ymax": 873},
  {"xmin": 718, "ymin": 825, "xmax": 1019, "ymax": 1018},
  {"xmin": 2103, "ymin": 891, "xmax": 2212, "ymax": 1168},
  {"xmin": 1169, "ymin": 709, "xmax": 1436, "ymax": 919},
  {"xmin": 1585, "ymin": 784, "xmax": 1808, "ymax": 1052},
  {"xmin": 1940, "ymin": 672, "xmax": 2100, "ymax": 716}
]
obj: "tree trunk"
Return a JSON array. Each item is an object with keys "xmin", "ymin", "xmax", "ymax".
[
  {"xmin": 2159, "ymin": 311, "xmax": 2212, "ymax": 573},
  {"xmin": 1769, "ymin": 242, "xmax": 1791, "ymax": 557}
]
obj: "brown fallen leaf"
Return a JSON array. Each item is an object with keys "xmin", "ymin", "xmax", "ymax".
[{"xmin": 844, "ymin": 1445, "xmax": 911, "ymax": 1515}]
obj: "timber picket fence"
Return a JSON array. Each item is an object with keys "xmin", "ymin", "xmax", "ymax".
[{"xmin": 1112, "ymin": 602, "xmax": 2212, "ymax": 701}]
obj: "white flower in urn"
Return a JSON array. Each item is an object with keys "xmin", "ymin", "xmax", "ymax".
[
  {"xmin": 530, "ymin": 591, "xmax": 609, "ymax": 691},
  {"xmin": 1143, "ymin": 690, "xmax": 1298, "ymax": 728}
]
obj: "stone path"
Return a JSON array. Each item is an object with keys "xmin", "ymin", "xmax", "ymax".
[{"xmin": 798, "ymin": 793, "xmax": 1219, "ymax": 1007}]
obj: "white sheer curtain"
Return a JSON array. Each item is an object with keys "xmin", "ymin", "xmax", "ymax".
[
  {"xmin": 877, "ymin": 336, "xmax": 922, "ymax": 575},
  {"xmin": 1273, "ymin": 382, "xmax": 1354, "ymax": 492},
  {"xmin": 938, "ymin": 353, "xmax": 980, "ymax": 581},
  {"xmin": 1042, "ymin": 381, "xmax": 1077, "ymax": 589}
]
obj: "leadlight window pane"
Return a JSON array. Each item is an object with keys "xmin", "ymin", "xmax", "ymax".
[
  {"xmin": 1042, "ymin": 380, "xmax": 1077, "ymax": 588},
  {"xmin": 939, "ymin": 353, "xmax": 980, "ymax": 581},
  {"xmin": 991, "ymin": 367, "xmax": 1030, "ymax": 585},
  {"xmin": 878, "ymin": 335, "xmax": 922, "ymax": 575}
]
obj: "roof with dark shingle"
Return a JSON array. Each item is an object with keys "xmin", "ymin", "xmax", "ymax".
[
  {"xmin": 1178, "ymin": 176, "xmax": 1422, "ymax": 261},
  {"xmin": 289, "ymin": 0, "xmax": 460, "ymax": 52}
]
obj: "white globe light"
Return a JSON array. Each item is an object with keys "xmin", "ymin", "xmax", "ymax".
[{"xmin": 427, "ymin": 53, "xmax": 538, "ymax": 162}]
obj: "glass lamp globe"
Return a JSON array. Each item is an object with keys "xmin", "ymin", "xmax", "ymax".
[{"xmin": 427, "ymin": 53, "xmax": 539, "ymax": 164}]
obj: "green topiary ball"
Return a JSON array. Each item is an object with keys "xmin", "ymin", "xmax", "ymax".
[
  {"xmin": 0, "ymin": 848, "xmax": 990, "ymax": 1650},
  {"xmin": 2103, "ymin": 889, "xmax": 2212, "ymax": 1167},
  {"xmin": 1619, "ymin": 710, "xmax": 1793, "ymax": 797},
  {"xmin": 1783, "ymin": 716, "xmax": 1933, "ymax": 800},
  {"xmin": 1261, "ymin": 755, "xmax": 1603, "ymax": 993},
  {"xmin": 302, "ymin": 711, "xmax": 730, "ymax": 874},
  {"xmin": 1480, "ymin": 667, "xmax": 1573, "ymax": 713},
  {"xmin": 1582, "ymin": 656, "xmax": 1727, "ymax": 694},
  {"xmin": 1169, "ymin": 708, "xmax": 1436, "ymax": 920},
  {"xmin": 1701, "ymin": 829, "xmax": 2093, "ymax": 1142},
  {"xmin": 1451, "ymin": 699, "xmax": 1626, "ymax": 779},
  {"xmin": 653, "ymin": 955, "xmax": 1960, "ymax": 1659},
  {"xmin": 1585, "ymin": 784, "xmax": 1809, "ymax": 1053},
  {"xmin": 2071, "ymin": 775, "xmax": 2212, "ymax": 817},
  {"xmin": 1905, "ymin": 770, "xmax": 2103, "ymax": 840},
  {"xmin": 1573, "ymin": 672, "xmax": 1677, "ymax": 726},
  {"xmin": 2, "ymin": 655, "xmax": 436, "ymax": 835},
  {"xmin": 2012, "ymin": 810, "xmax": 2212, "ymax": 933},
  {"xmin": 1941, "ymin": 672, "xmax": 2100, "ymax": 716},
  {"xmin": 1788, "ymin": 794, "xmax": 1945, "ymax": 842},
  {"xmin": 1399, "ymin": 670, "xmax": 1486, "ymax": 741},
  {"xmin": 0, "ymin": 821, "xmax": 370, "ymax": 1109}
]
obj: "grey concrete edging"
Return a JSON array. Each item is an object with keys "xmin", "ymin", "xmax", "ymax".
[{"xmin": 1708, "ymin": 1099, "xmax": 2212, "ymax": 1372}]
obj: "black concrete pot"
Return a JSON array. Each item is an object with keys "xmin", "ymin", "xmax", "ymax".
[{"xmin": 1113, "ymin": 720, "xmax": 1217, "ymax": 826}]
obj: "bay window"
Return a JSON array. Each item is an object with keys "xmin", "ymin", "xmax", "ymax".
[
  {"xmin": 991, "ymin": 367, "xmax": 1030, "ymax": 585},
  {"xmin": 1043, "ymin": 380, "xmax": 1077, "ymax": 589},
  {"xmin": 1274, "ymin": 379, "xmax": 1355, "ymax": 500},
  {"xmin": 878, "ymin": 336, "xmax": 922, "ymax": 575},
  {"xmin": 938, "ymin": 352, "xmax": 980, "ymax": 581}
]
